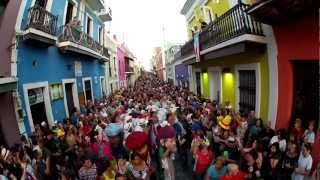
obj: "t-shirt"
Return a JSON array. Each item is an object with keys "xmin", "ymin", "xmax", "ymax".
[
  {"xmin": 207, "ymin": 165, "xmax": 227, "ymax": 180},
  {"xmin": 194, "ymin": 150, "xmax": 213, "ymax": 174},
  {"xmin": 78, "ymin": 165, "xmax": 97, "ymax": 180},
  {"xmin": 291, "ymin": 153, "xmax": 313, "ymax": 180},
  {"xmin": 303, "ymin": 130, "xmax": 315, "ymax": 144},
  {"xmin": 220, "ymin": 171, "xmax": 246, "ymax": 180},
  {"xmin": 269, "ymin": 136, "xmax": 286, "ymax": 152}
]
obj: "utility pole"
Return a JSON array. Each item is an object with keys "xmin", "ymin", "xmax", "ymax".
[{"xmin": 161, "ymin": 25, "xmax": 167, "ymax": 81}]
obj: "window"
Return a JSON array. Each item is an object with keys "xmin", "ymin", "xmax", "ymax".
[
  {"xmin": 108, "ymin": 61, "xmax": 112, "ymax": 76},
  {"xmin": 113, "ymin": 57, "xmax": 116, "ymax": 75},
  {"xmin": 238, "ymin": 70, "xmax": 256, "ymax": 114},
  {"xmin": 0, "ymin": 0, "xmax": 9, "ymax": 24},
  {"xmin": 65, "ymin": 2, "xmax": 74, "ymax": 24},
  {"xmin": 203, "ymin": 6, "xmax": 214, "ymax": 23},
  {"xmin": 84, "ymin": 80, "xmax": 92, "ymax": 101},
  {"xmin": 35, "ymin": 0, "xmax": 47, "ymax": 8},
  {"xmin": 86, "ymin": 16, "xmax": 92, "ymax": 36},
  {"xmin": 98, "ymin": 27, "xmax": 103, "ymax": 44}
]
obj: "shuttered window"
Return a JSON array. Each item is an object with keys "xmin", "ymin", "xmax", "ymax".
[{"xmin": 238, "ymin": 70, "xmax": 256, "ymax": 114}]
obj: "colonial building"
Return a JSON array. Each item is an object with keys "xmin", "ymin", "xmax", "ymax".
[
  {"xmin": 105, "ymin": 34, "xmax": 119, "ymax": 94},
  {"xmin": 176, "ymin": 0, "xmax": 270, "ymax": 124},
  {"xmin": 175, "ymin": 0, "xmax": 318, "ymax": 129},
  {"xmin": 248, "ymin": 0, "xmax": 318, "ymax": 129},
  {"xmin": 151, "ymin": 47, "xmax": 165, "ymax": 81},
  {"xmin": 117, "ymin": 43, "xmax": 136, "ymax": 88},
  {"xmin": 0, "ymin": 0, "xmax": 23, "ymax": 146},
  {"xmin": 164, "ymin": 44, "xmax": 181, "ymax": 85},
  {"xmin": 1, "ymin": 0, "xmax": 112, "ymax": 135}
]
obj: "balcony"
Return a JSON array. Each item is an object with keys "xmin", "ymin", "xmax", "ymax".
[
  {"xmin": 98, "ymin": 8, "xmax": 112, "ymax": 22},
  {"xmin": 101, "ymin": 47, "xmax": 110, "ymax": 61},
  {"xmin": 179, "ymin": 3, "xmax": 266, "ymax": 63},
  {"xmin": 85, "ymin": 0, "xmax": 104, "ymax": 11},
  {"xmin": 57, "ymin": 25, "xmax": 105, "ymax": 60},
  {"xmin": 247, "ymin": 0, "xmax": 318, "ymax": 25},
  {"xmin": 23, "ymin": 6, "xmax": 58, "ymax": 45}
]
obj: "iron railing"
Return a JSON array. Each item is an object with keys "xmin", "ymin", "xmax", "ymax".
[
  {"xmin": 26, "ymin": 6, "xmax": 58, "ymax": 36},
  {"xmin": 180, "ymin": 3, "xmax": 264, "ymax": 59},
  {"xmin": 59, "ymin": 25, "xmax": 104, "ymax": 56}
]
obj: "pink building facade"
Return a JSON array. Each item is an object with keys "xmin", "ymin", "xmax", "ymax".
[{"xmin": 117, "ymin": 46, "xmax": 126, "ymax": 87}]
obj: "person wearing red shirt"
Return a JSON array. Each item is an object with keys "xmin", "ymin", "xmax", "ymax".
[
  {"xmin": 193, "ymin": 137, "xmax": 213, "ymax": 180},
  {"xmin": 81, "ymin": 120, "xmax": 92, "ymax": 137},
  {"xmin": 291, "ymin": 118, "xmax": 304, "ymax": 143},
  {"xmin": 220, "ymin": 163, "xmax": 246, "ymax": 180}
]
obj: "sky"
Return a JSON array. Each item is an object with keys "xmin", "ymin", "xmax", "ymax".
[{"xmin": 106, "ymin": 0, "xmax": 187, "ymax": 70}]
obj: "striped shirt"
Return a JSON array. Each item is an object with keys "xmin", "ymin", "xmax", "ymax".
[{"xmin": 79, "ymin": 164, "xmax": 97, "ymax": 180}]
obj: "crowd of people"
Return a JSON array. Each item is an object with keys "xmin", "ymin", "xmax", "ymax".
[{"xmin": 0, "ymin": 73, "xmax": 318, "ymax": 180}]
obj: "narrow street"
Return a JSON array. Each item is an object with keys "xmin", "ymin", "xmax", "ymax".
[{"xmin": 0, "ymin": 0, "xmax": 319, "ymax": 179}]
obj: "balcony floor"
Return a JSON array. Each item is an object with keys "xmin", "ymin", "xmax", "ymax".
[
  {"xmin": 23, "ymin": 28, "xmax": 57, "ymax": 45},
  {"xmin": 57, "ymin": 41, "xmax": 103, "ymax": 60},
  {"xmin": 181, "ymin": 34, "xmax": 267, "ymax": 64}
]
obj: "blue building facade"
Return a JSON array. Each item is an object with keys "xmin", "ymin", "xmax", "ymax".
[
  {"xmin": 175, "ymin": 64, "xmax": 189, "ymax": 89},
  {"xmin": 16, "ymin": 0, "xmax": 111, "ymax": 134}
]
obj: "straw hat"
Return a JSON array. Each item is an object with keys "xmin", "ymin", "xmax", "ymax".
[{"xmin": 218, "ymin": 115, "xmax": 232, "ymax": 130}]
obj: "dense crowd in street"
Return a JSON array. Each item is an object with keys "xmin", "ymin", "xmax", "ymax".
[{"xmin": 0, "ymin": 73, "xmax": 318, "ymax": 180}]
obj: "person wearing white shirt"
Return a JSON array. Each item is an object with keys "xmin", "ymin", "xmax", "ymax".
[
  {"xmin": 292, "ymin": 143, "xmax": 313, "ymax": 180},
  {"xmin": 303, "ymin": 121, "xmax": 315, "ymax": 144},
  {"xmin": 270, "ymin": 129, "xmax": 287, "ymax": 152}
]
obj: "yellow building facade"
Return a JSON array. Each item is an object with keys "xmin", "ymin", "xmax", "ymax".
[{"xmin": 180, "ymin": 0, "xmax": 270, "ymax": 121}]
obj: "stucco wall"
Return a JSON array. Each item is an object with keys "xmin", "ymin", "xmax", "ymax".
[
  {"xmin": 0, "ymin": 93, "xmax": 20, "ymax": 147},
  {"xmin": 0, "ymin": 0, "xmax": 21, "ymax": 77},
  {"xmin": 274, "ymin": 15, "xmax": 318, "ymax": 129},
  {"xmin": 195, "ymin": 51, "xmax": 269, "ymax": 121},
  {"xmin": 187, "ymin": 0, "xmax": 230, "ymax": 39},
  {"xmin": 17, "ymin": 42, "xmax": 105, "ymax": 133}
]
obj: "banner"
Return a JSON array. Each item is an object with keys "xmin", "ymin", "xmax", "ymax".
[{"xmin": 194, "ymin": 32, "xmax": 201, "ymax": 62}]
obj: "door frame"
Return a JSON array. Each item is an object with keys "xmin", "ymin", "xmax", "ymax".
[
  {"xmin": 31, "ymin": 0, "xmax": 53, "ymax": 11},
  {"xmin": 82, "ymin": 77, "xmax": 94, "ymax": 104},
  {"xmin": 235, "ymin": 63, "xmax": 261, "ymax": 117},
  {"xmin": 62, "ymin": 78, "xmax": 80, "ymax": 118},
  {"xmin": 208, "ymin": 67, "xmax": 222, "ymax": 102},
  {"xmin": 62, "ymin": 0, "xmax": 78, "ymax": 25},
  {"xmin": 194, "ymin": 68, "xmax": 203, "ymax": 96},
  {"xmin": 23, "ymin": 81, "xmax": 54, "ymax": 131}
]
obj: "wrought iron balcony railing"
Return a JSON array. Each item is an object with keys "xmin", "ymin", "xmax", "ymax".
[
  {"xmin": 180, "ymin": 3, "xmax": 264, "ymax": 59},
  {"xmin": 25, "ymin": 6, "xmax": 58, "ymax": 36},
  {"xmin": 58, "ymin": 25, "xmax": 104, "ymax": 56}
]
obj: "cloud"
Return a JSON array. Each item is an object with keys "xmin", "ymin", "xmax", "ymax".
[{"xmin": 108, "ymin": 0, "xmax": 187, "ymax": 70}]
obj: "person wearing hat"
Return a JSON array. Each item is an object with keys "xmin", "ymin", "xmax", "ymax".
[
  {"xmin": 125, "ymin": 131, "xmax": 149, "ymax": 162},
  {"xmin": 218, "ymin": 114, "xmax": 232, "ymax": 130},
  {"xmin": 105, "ymin": 123, "xmax": 128, "ymax": 161},
  {"xmin": 157, "ymin": 125, "xmax": 177, "ymax": 180}
]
